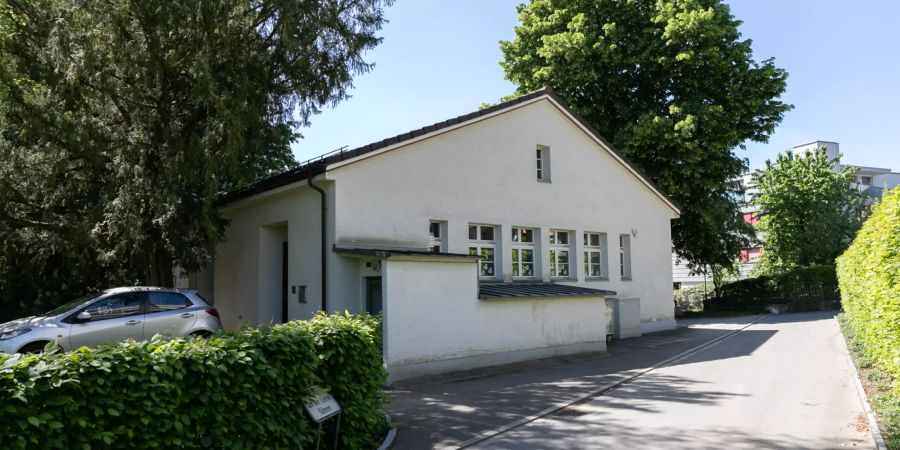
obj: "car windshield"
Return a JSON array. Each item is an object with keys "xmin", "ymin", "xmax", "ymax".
[{"xmin": 43, "ymin": 292, "xmax": 101, "ymax": 317}]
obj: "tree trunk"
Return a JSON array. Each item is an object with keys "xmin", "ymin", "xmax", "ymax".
[{"xmin": 147, "ymin": 247, "xmax": 174, "ymax": 287}]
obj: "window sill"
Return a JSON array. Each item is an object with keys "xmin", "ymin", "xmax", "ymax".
[
  {"xmin": 537, "ymin": 179, "xmax": 552, "ymax": 184},
  {"xmin": 585, "ymin": 277, "xmax": 609, "ymax": 282},
  {"xmin": 550, "ymin": 277, "xmax": 577, "ymax": 282},
  {"xmin": 620, "ymin": 277, "xmax": 633, "ymax": 282}
]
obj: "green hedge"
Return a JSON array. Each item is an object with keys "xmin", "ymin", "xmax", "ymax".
[
  {"xmin": 674, "ymin": 285, "xmax": 712, "ymax": 312},
  {"xmin": 703, "ymin": 264, "xmax": 838, "ymax": 311},
  {"xmin": 838, "ymin": 186, "xmax": 900, "ymax": 393},
  {"xmin": 0, "ymin": 312, "xmax": 387, "ymax": 449}
]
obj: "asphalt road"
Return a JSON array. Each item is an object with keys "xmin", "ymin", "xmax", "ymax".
[{"xmin": 471, "ymin": 312, "xmax": 874, "ymax": 449}]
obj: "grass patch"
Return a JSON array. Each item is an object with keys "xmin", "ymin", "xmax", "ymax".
[{"xmin": 839, "ymin": 313, "xmax": 900, "ymax": 449}]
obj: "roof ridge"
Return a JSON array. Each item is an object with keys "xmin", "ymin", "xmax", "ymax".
[{"xmin": 218, "ymin": 88, "xmax": 553, "ymax": 204}]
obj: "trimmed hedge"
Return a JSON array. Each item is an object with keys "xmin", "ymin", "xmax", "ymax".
[
  {"xmin": 0, "ymin": 312, "xmax": 387, "ymax": 449},
  {"xmin": 838, "ymin": 186, "xmax": 900, "ymax": 393},
  {"xmin": 702, "ymin": 264, "xmax": 839, "ymax": 311}
]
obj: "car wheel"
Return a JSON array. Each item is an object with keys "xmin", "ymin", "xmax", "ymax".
[{"xmin": 18, "ymin": 341, "xmax": 50, "ymax": 354}]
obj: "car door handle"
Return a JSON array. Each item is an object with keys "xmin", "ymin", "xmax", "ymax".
[
  {"xmin": 125, "ymin": 320, "xmax": 141, "ymax": 326},
  {"xmin": 180, "ymin": 313, "xmax": 194, "ymax": 319}
]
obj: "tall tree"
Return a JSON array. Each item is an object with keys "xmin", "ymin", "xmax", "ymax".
[
  {"xmin": 0, "ymin": 0, "xmax": 391, "ymax": 315},
  {"xmin": 751, "ymin": 148, "xmax": 863, "ymax": 274},
  {"xmin": 499, "ymin": 0, "xmax": 790, "ymax": 271}
]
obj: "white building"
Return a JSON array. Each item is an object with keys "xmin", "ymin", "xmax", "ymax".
[
  {"xmin": 201, "ymin": 88, "xmax": 681, "ymax": 381},
  {"xmin": 673, "ymin": 140, "xmax": 900, "ymax": 289},
  {"xmin": 793, "ymin": 141, "xmax": 900, "ymax": 193}
]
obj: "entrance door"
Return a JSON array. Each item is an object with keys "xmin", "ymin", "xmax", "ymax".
[
  {"xmin": 365, "ymin": 276, "xmax": 382, "ymax": 315},
  {"xmin": 281, "ymin": 241, "xmax": 288, "ymax": 323}
]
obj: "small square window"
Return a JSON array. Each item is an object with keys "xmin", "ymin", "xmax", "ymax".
[
  {"xmin": 512, "ymin": 227, "xmax": 533, "ymax": 243},
  {"xmin": 549, "ymin": 230, "xmax": 568, "ymax": 245}
]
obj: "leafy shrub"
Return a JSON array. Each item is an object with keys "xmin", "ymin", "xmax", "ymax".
[
  {"xmin": 674, "ymin": 285, "xmax": 712, "ymax": 312},
  {"xmin": 838, "ymin": 186, "xmax": 900, "ymax": 393},
  {"xmin": 703, "ymin": 264, "xmax": 838, "ymax": 311},
  {"xmin": 0, "ymin": 312, "xmax": 387, "ymax": 449},
  {"xmin": 307, "ymin": 313, "xmax": 387, "ymax": 449}
]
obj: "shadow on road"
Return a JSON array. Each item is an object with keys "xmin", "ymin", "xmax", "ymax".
[
  {"xmin": 479, "ymin": 415, "xmax": 813, "ymax": 449},
  {"xmin": 386, "ymin": 312, "xmax": 836, "ymax": 449}
]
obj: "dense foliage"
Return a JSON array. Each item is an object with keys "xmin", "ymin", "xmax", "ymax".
[
  {"xmin": 674, "ymin": 284, "xmax": 712, "ymax": 312},
  {"xmin": 752, "ymin": 148, "xmax": 863, "ymax": 274},
  {"xmin": 0, "ymin": 0, "xmax": 392, "ymax": 314},
  {"xmin": 702, "ymin": 264, "xmax": 838, "ymax": 312},
  {"xmin": 0, "ymin": 313, "xmax": 388, "ymax": 449},
  {"xmin": 499, "ymin": 0, "xmax": 790, "ymax": 272},
  {"xmin": 838, "ymin": 187, "xmax": 900, "ymax": 393}
]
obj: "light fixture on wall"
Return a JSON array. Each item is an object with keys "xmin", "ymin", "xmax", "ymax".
[
  {"xmin": 371, "ymin": 260, "xmax": 382, "ymax": 272},
  {"xmin": 631, "ymin": 228, "xmax": 638, "ymax": 238}
]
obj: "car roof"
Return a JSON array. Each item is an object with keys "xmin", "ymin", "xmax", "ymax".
[{"xmin": 103, "ymin": 286, "xmax": 197, "ymax": 295}]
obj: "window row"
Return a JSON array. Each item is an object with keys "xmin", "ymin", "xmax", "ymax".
[{"xmin": 429, "ymin": 221, "xmax": 632, "ymax": 281}]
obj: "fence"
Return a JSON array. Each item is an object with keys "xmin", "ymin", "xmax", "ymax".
[{"xmin": 702, "ymin": 264, "xmax": 839, "ymax": 312}]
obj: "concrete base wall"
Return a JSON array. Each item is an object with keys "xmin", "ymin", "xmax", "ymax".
[
  {"xmin": 387, "ymin": 340, "xmax": 606, "ymax": 383},
  {"xmin": 383, "ymin": 258, "xmax": 608, "ymax": 382}
]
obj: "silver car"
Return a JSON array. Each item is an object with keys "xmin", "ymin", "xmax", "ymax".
[{"xmin": 0, "ymin": 287, "xmax": 222, "ymax": 354}]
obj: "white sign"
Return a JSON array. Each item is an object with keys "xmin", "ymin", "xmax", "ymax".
[{"xmin": 304, "ymin": 387, "xmax": 341, "ymax": 423}]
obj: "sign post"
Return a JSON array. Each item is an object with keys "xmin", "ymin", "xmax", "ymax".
[{"xmin": 304, "ymin": 387, "xmax": 342, "ymax": 450}]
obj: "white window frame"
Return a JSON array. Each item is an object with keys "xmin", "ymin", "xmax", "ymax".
[
  {"xmin": 536, "ymin": 145, "xmax": 551, "ymax": 182},
  {"xmin": 584, "ymin": 232, "xmax": 606, "ymax": 279},
  {"xmin": 511, "ymin": 226, "xmax": 537, "ymax": 279},
  {"xmin": 428, "ymin": 220, "xmax": 446, "ymax": 253},
  {"xmin": 619, "ymin": 234, "xmax": 632, "ymax": 280},
  {"xmin": 549, "ymin": 229, "xmax": 573, "ymax": 279},
  {"xmin": 469, "ymin": 224, "xmax": 498, "ymax": 280}
]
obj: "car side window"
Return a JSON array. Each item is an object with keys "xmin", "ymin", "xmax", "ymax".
[
  {"xmin": 147, "ymin": 292, "xmax": 191, "ymax": 313},
  {"xmin": 84, "ymin": 294, "xmax": 142, "ymax": 321}
]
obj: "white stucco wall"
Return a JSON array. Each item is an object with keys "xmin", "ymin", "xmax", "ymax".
[
  {"xmin": 328, "ymin": 98, "xmax": 678, "ymax": 330},
  {"xmin": 383, "ymin": 258, "xmax": 607, "ymax": 380},
  {"xmin": 214, "ymin": 186, "xmax": 327, "ymax": 329}
]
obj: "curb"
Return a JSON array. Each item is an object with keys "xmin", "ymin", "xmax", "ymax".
[
  {"xmin": 447, "ymin": 314, "xmax": 773, "ymax": 449},
  {"xmin": 834, "ymin": 320, "xmax": 887, "ymax": 450},
  {"xmin": 375, "ymin": 411, "xmax": 397, "ymax": 450}
]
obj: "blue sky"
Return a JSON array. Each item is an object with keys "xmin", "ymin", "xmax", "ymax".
[{"xmin": 292, "ymin": 0, "xmax": 900, "ymax": 172}]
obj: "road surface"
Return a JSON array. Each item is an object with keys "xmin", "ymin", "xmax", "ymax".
[{"xmin": 471, "ymin": 312, "xmax": 873, "ymax": 449}]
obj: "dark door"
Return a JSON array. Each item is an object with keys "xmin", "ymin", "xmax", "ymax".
[
  {"xmin": 365, "ymin": 276, "xmax": 382, "ymax": 316},
  {"xmin": 281, "ymin": 241, "xmax": 288, "ymax": 323}
]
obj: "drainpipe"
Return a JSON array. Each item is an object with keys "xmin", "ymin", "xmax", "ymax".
[{"xmin": 307, "ymin": 168, "xmax": 328, "ymax": 313}]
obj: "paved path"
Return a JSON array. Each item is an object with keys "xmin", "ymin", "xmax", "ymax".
[
  {"xmin": 386, "ymin": 312, "xmax": 873, "ymax": 449},
  {"xmin": 473, "ymin": 312, "xmax": 872, "ymax": 449}
]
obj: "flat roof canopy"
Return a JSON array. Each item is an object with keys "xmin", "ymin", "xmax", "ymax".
[
  {"xmin": 479, "ymin": 283, "xmax": 615, "ymax": 300},
  {"xmin": 333, "ymin": 245, "xmax": 478, "ymax": 261}
]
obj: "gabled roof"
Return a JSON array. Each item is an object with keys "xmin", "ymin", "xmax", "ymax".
[{"xmin": 219, "ymin": 88, "xmax": 681, "ymax": 214}]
